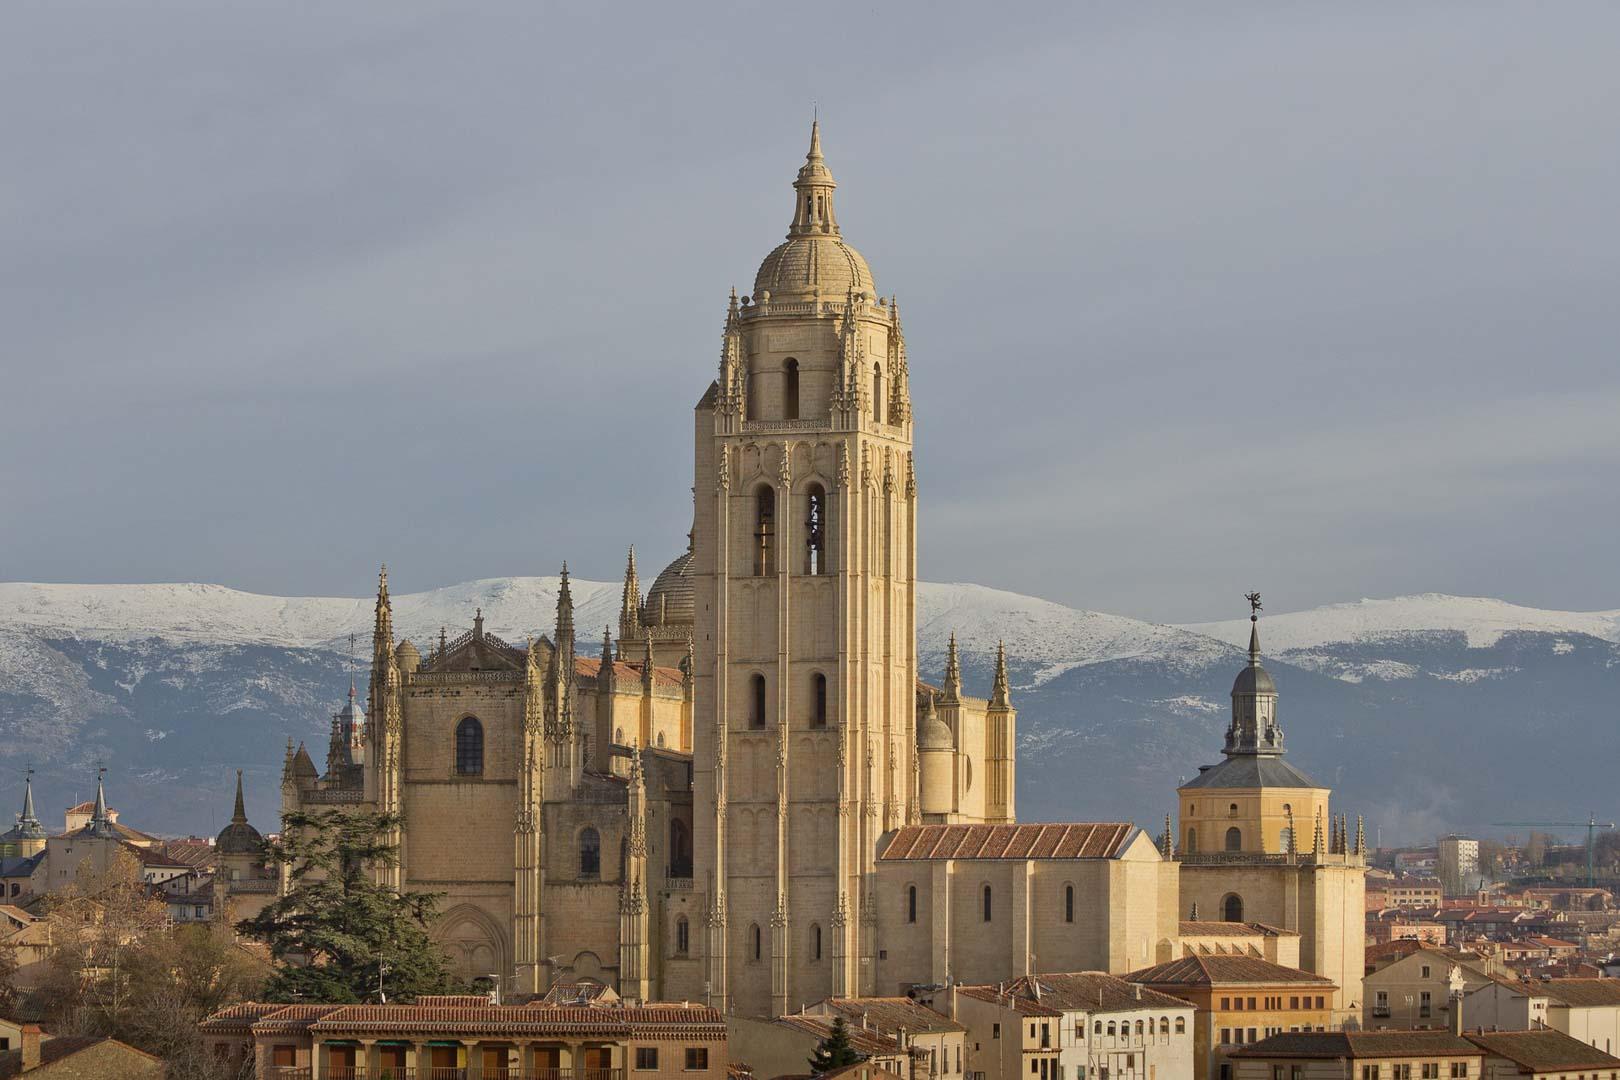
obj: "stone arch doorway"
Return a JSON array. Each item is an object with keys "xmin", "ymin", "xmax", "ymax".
[{"xmin": 433, "ymin": 903, "xmax": 509, "ymax": 986}]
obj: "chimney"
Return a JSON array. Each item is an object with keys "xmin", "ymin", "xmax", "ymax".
[
  {"xmin": 1450, "ymin": 996, "xmax": 1465, "ymax": 1037},
  {"xmin": 1135, "ymin": 984, "xmax": 1143, "ymax": 1001},
  {"xmin": 20, "ymin": 1025, "xmax": 41, "ymax": 1072}
]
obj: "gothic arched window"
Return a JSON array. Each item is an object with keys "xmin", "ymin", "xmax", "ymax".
[
  {"xmin": 455, "ymin": 717, "xmax": 483, "ymax": 776},
  {"xmin": 1225, "ymin": 827, "xmax": 1242, "ymax": 852},
  {"xmin": 749, "ymin": 673, "xmax": 767, "ymax": 729},
  {"xmin": 579, "ymin": 827, "xmax": 601, "ymax": 879},
  {"xmin": 784, "ymin": 358, "xmax": 800, "ymax": 421},
  {"xmin": 669, "ymin": 818, "xmax": 692, "ymax": 878},
  {"xmin": 812, "ymin": 672, "xmax": 828, "ymax": 728},
  {"xmin": 754, "ymin": 487, "xmax": 776, "ymax": 576},
  {"xmin": 1223, "ymin": 893, "xmax": 1244, "ymax": 922},
  {"xmin": 805, "ymin": 484, "xmax": 828, "ymax": 575},
  {"xmin": 675, "ymin": 916, "xmax": 690, "ymax": 956},
  {"xmin": 982, "ymin": 884, "xmax": 993, "ymax": 923},
  {"xmin": 872, "ymin": 362, "xmax": 885, "ymax": 424},
  {"xmin": 1186, "ymin": 827, "xmax": 1198, "ymax": 854}
]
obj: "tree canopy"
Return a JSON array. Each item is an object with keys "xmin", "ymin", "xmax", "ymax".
[
  {"xmin": 236, "ymin": 808, "xmax": 461, "ymax": 1004},
  {"xmin": 809, "ymin": 1014, "xmax": 864, "ymax": 1074}
]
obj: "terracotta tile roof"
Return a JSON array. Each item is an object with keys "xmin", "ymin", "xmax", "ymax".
[
  {"xmin": 1125, "ymin": 955, "xmax": 1337, "ymax": 988},
  {"xmin": 1465, "ymin": 1029, "xmax": 1620, "ymax": 1071},
  {"xmin": 1526, "ymin": 978, "xmax": 1620, "ymax": 1007},
  {"xmin": 307, "ymin": 1002, "xmax": 725, "ymax": 1038},
  {"xmin": 775, "ymin": 1014, "xmax": 904, "ymax": 1055},
  {"xmin": 814, "ymin": 997, "xmax": 964, "ymax": 1034},
  {"xmin": 249, "ymin": 1004, "xmax": 344, "ymax": 1034},
  {"xmin": 878, "ymin": 824, "xmax": 1135, "ymax": 861},
  {"xmin": 1179, "ymin": 922, "xmax": 1296, "ymax": 938},
  {"xmin": 955, "ymin": 986, "xmax": 1062, "ymax": 1016},
  {"xmin": 0, "ymin": 1036, "xmax": 163, "ymax": 1079},
  {"xmin": 1233, "ymin": 1031, "xmax": 1479, "ymax": 1060},
  {"xmin": 1003, "ymin": 973, "xmax": 1193, "ymax": 1014},
  {"xmin": 575, "ymin": 657, "xmax": 686, "ymax": 690},
  {"xmin": 199, "ymin": 1001, "xmax": 290, "ymax": 1032}
]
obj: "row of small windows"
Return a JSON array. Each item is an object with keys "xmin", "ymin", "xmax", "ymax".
[
  {"xmin": 730, "ymin": 921, "xmax": 826, "ymax": 962},
  {"xmin": 1182, "ymin": 826, "xmax": 1245, "ymax": 854},
  {"xmin": 751, "ymin": 358, "xmax": 888, "ymax": 426},
  {"xmin": 747, "ymin": 672, "xmax": 829, "ymax": 728},
  {"xmin": 753, "ymin": 486, "xmax": 830, "ymax": 576},
  {"xmin": 1090, "ymin": 1017, "xmax": 1184, "ymax": 1037},
  {"xmin": 902, "ymin": 883, "xmax": 1081, "ymax": 924}
]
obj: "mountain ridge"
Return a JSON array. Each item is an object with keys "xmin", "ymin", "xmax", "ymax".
[{"xmin": 2, "ymin": 579, "xmax": 1614, "ymax": 844}]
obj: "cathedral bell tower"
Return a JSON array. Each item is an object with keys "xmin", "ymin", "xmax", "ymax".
[{"xmin": 689, "ymin": 122, "xmax": 916, "ymax": 1016}]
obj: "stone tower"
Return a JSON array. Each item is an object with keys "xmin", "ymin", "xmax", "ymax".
[
  {"xmin": 1176, "ymin": 599, "xmax": 1367, "ymax": 1013},
  {"xmin": 689, "ymin": 122, "xmax": 917, "ymax": 1016}
]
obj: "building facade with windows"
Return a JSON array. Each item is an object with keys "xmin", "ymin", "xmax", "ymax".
[
  {"xmin": 200, "ymin": 996, "xmax": 728, "ymax": 1080},
  {"xmin": 1125, "ymin": 955, "xmax": 1337, "ymax": 1080}
]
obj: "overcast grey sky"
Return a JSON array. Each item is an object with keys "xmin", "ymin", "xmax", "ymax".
[{"xmin": 3, "ymin": 2, "xmax": 1617, "ymax": 624}]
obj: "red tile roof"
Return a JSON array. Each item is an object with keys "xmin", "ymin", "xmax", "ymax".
[
  {"xmin": 1465, "ymin": 1029, "xmax": 1620, "ymax": 1071},
  {"xmin": 1233, "ymin": 1031, "xmax": 1480, "ymax": 1060},
  {"xmin": 307, "ymin": 1002, "xmax": 726, "ymax": 1038},
  {"xmin": 1126, "ymin": 955, "xmax": 1337, "ymax": 988},
  {"xmin": 878, "ymin": 823, "xmax": 1135, "ymax": 861}
]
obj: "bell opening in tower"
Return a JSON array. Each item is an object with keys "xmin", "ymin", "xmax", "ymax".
[{"xmin": 754, "ymin": 487, "xmax": 776, "ymax": 576}]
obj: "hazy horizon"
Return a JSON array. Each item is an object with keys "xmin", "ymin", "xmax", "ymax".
[{"xmin": 4, "ymin": 3, "xmax": 1617, "ymax": 624}]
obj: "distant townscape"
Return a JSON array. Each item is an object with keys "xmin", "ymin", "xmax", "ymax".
[{"xmin": 2, "ymin": 126, "xmax": 1616, "ymax": 1080}]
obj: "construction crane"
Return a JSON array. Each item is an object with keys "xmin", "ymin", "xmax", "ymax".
[{"xmin": 1491, "ymin": 813, "xmax": 1617, "ymax": 886}]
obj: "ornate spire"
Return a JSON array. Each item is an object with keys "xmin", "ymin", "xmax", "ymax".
[
  {"xmin": 619, "ymin": 547, "xmax": 643, "ymax": 645},
  {"xmin": 990, "ymin": 641, "xmax": 1012, "ymax": 709},
  {"xmin": 1312, "ymin": 807, "xmax": 1325, "ymax": 857},
  {"xmin": 231, "ymin": 769, "xmax": 248, "ymax": 825},
  {"xmin": 20, "ymin": 770, "xmax": 36, "ymax": 826},
  {"xmin": 1286, "ymin": 807, "xmax": 1298, "ymax": 856},
  {"xmin": 788, "ymin": 120, "xmax": 839, "ymax": 238},
  {"xmin": 87, "ymin": 768, "xmax": 116, "ymax": 838},
  {"xmin": 1161, "ymin": 814, "xmax": 1175, "ymax": 858},
  {"xmin": 1354, "ymin": 814, "xmax": 1367, "ymax": 857},
  {"xmin": 642, "ymin": 634, "xmax": 656, "ymax": 693},
  {"xmin": 12, "ymin": 769, "xmax": 43, "ymax": 839},
  {"xmin": 555, "ymin": 563, "xmax": 575, "ymax": 648},
  {"xmin": 1226, "ymin": 591, "xmax": 1283, "ymax": 757},
  {"xmin": 943, "ymin": 633, "xmax": 962, "ymax": 700},
  {"xmin": 372, "ymin": 565, "xmax": 393, "ymax": 660}
]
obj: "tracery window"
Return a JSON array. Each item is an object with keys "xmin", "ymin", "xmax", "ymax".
[
  {"xmin": 749, "ymin": 674, "xmax": 767, "ymax": 729},
  {"xmin": 455, "ymin": 717, "xmax": 483, "ymax": 776},
  {"xmin": 873, "ymin": 363, "xmax": 885, "ymax": 423},
  {"xmin": 1226, "ymin": 827, "xmax": 1242, "ymax": 851},
  {"xmin": 805, "ymin": 484, "xmax": 828, "ymax": 574},
  {"xmin": 784, "ymin": 358, "xmax": 800, "ymax": 420},
  {"xmin": 579, "ymin": 827, "xmax": 601, "ymax": 878},
  {"xmin": 754, "ymin": 487, "xmax": 776, "ymax": 576}
]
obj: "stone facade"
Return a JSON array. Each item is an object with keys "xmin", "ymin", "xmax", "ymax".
[{"xmin": 246, "ymin": 125, "xmax": 1368, "ymax": 1022}]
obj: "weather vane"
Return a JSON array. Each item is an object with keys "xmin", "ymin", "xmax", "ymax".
[{"xmin": 1245, "ymin": 591, "xmax": 1263, "ymax": 619}]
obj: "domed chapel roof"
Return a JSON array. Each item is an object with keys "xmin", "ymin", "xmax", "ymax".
[{"xmin": 645, "ymin": 543, "xmax": 694, "ymax": 628}]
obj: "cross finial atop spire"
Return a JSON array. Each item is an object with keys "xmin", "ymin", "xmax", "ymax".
[{"xmin": 1245, "ymin": 591, "xmax": 1263, "ymax": 661}]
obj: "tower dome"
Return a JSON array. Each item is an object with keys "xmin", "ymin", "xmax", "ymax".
[
  {"xmin": 751, "ymin": 122, "xmax": 877, "ymax": 303},
  {"xmin": 216, "ymin": 769, "xmax": 263, "ymax": 855},
  {"xmin": 645, "ymin": 541, "xmax": 695, "ymax": 629}
]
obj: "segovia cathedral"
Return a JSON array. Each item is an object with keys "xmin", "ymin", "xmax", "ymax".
[{"xmin": 250, "ymin": 124, "xmax": 1365, "ymax": 1021}]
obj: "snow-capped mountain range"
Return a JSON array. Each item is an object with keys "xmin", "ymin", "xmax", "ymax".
[{"xmin": 2, "ymin": 579, "xmax": 1615, "ymax": 845}]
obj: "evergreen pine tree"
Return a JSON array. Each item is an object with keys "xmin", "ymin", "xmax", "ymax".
[
  {"xmin": 237, "ymin": 809, "xmax": 461, "ymax": 1003},
  {"xmin": 809, "ymin": 1015, "xmax": 863, "ymax": 1073}
]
